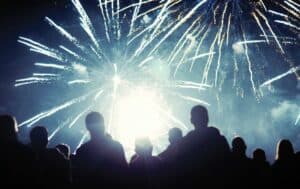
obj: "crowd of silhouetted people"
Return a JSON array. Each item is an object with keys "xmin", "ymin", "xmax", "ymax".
[{"xmin": 1, "ymin": 105, "xmax": 300, "ymax": 188}]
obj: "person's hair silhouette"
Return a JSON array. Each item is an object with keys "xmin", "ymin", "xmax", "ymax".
[
  {"xmin": 232, "ymin": 136, "xmax": 247, "ymax": 156},
  {"xmin": 30, "ymin": 126, "xmax": 48, "ymax": 151},
  {"xmin": 276, "ymin": 139, "xmax": 294, "ymax": 160},
  {"xmin": 135, "ymin": 137, "xmax": 153, "ymax": 157},
  {"xmin": 253, "ymin": 148, "xmax": 267, "ymax": 162},
  {"xmin": 0, "ymin": 115, "xmax": 18, "ymax": 141},
  {"xmin": 168, "ymin": 127, "xmax": 183, "ymax": 144},
  {"xmin": 190, "ymin": 105, "xmax": 209, "ymax": 129},
  {"xmin": 85, "ymin": 112, "xmax": 105, "ymax": 139}
]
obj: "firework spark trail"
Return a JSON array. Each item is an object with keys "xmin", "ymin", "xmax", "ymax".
[
  {"xmin": 268, "ymin": 10, "xmax": 289, "ymax": 18},
  {"xmin": 15, "ymin": 77, "xmax": 52, "ymax": 82},
  {"xmin": 116, "ymin": 0, "xmax": 121, "ymax": 39},
  {"xmin": 14, "ymin": 81, "xmax": 42, "ymax": 87},
  {"xmin": 259, "ymin": 0, "xmax": 267, "ymax": 11},
  {"xmin": 190, "ymin": 27, "xmax": 211, "ymax": 72},
  {"xmin": 108, "ymin": 64, "xmax": 120, "ymax": 132},
  {"xmin": 138, "ymin": 56, "xmax": 154, "ymax": 67},
  {"xmin": 147, "ymin": 19, "xmax": 178, "ymax": 47},
  {"xmin": 59, "ymin": 45, "xmax": 81, "ymax": 59},
  {"xmin": 237, "ymin": 40, "xmax": 268, "ymax": 45},
  {"xmin": 259, "ymin": 34, "xmax": 296, "ymax": 40},
  {"xmin": 187, "ymin": 52, "xmax": 216, "ymax": 62},
  {"xmin": 256, "ymin": 9, "xmax": 285, "ymax": 53},
  {"xmin": 128, "ymin": 0, "xmax": 143, "ymax": 35},
  {"xmin": 90, "ymin": 46, "xmax": 104, "ymax": 61},
  {"xmin": 156, "ymin": 106, "xmax": 188, "ymax": 130},
  {"xmin": 148, "ymin": 0, "xmax": 208, "ymax": 56},
  {"xmin": 94, "ymin": 89, "xmax": 104, "ymax": 101},
  {"xmin": 285, "ymin": 0, "xmax": 300, "ymax": 13},
  {"xmin": 215, "ymin": 34, "xmax": 225, "ymax": 86},
  {"xmin": 18, "ymin": 37, "xmax": 64, "ymax": 62},
  {"xmin": 288, "ymin": 0, "xmax": 300, "ymax": 8},
  {"xmin": 296, "ymin": 113, "xmax": 300, "ymax": 125},
  {"xmin": 226, "ymin": 13, "xmax": 232, "ymax": 45},
  {"xmin": 242, "ymin": 32, "xmax": 257, "ymax": 94},
  {"xmin": 127, "ymin": 1, "xmax": 180, "ymax": 45},
  {"xmin": 132, "ymin": 0, "xmax": 173, "ymax": 57},
  {"xmin": 48, "ymin": 117, "xmax": 73, "ymax": 141},
  {"xmin": 252, "ymin": 12, "xmax": 270, "ymax": 43},
  {"xmin": 177, "ymin": 94, "xmax": 210, "ymax": 107},
  {"xmin": 75, "ymin": 132, "xmax": 89, "ymax": 152},
  {"xmin": 167, "ymin": 15, "xmax": 204, "ymax": 65},
  {"xmin": 136, "ymin": 0, "xmax": 182, "ymax": 20},
  {"xmin": 45, "ymin": 17, "xmax": 84, "ymax": 50},
  {"xmin": 218, "ymin": 2, "xmax": 228, "ymax": 44},
  {"xmin": 14, "ymin": 77, "xmax": 54, "ymax": 87},
  {"xmin": 275, "ymin": 20, "xmax": 300, "ymax": 30},
  {"xmin": 176, "ymin": 80, "xmax": 211, "ymax": 88},
  {"xmin": 202, "ymin": 32, "xmax": 218, "ymax": 84},
  {"xmin": 98, "ymin": 0, "xmax": 111, "ymax": 42},
  {"xmin": 71, "ymin": 0, "xmax": 100, "ymax": 49},
  {"xmin": 34, "ymin": 62, "xmax": 68, "ymax": 70},
  {"xmin": 279, "ymin": 3, "xmax": 300, "ymax": 19},
  {"xmin": 114, "ymin": 0, "xmax": 156, "ymax": 14},
  {"xmin": 260, "ymin": 66, "xmax": 300, "ymax": 87},
  {"xmin": 18, "ymin": 92, "xmax": 92, "ymax": 127},
  {"xmin": 173, "ymin": 25, "xmax": 203, "ymax": 77},
  {"xmin": 174, "ymin": 85, "xmax": 207, "ymax": 90},
  {"xmin": 48, "ymin": 126, "xmax": 63, "ymax": 141},
  {"xmin": 110, "ymin": 0, "xmax": 114, "ymax": 16},
  {"xmin": 68, "ymin": 80, "xmax": 91, "ymax": 85},
  {"xmin": 33, "ymin": 73, "xmax": 59, "ymax": 77},
  {"xmin": 213, "ymin": 4, "xmax": 220, "ymax": 25},
  {"xmin": 233, "ymin": 56, "xmax": 238, "ymax": 87},
  {"xmin": 69, "ymin": 105, "xmax": 92, "ymax": 128},
  {"xmin": 104, "ymin": 0, "xmax": 111, "ymax": 31}
]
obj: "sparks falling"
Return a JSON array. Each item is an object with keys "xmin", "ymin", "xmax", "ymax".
[{"xmin": 16, "ymin": 0, "xmax": 299, "ymax": 156}]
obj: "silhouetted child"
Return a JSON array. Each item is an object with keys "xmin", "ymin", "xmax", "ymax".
[{"xmin": 130, "ymin": 137, "xmax": 161, "ymax": 189}]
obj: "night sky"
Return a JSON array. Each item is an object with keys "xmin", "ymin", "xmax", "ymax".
[{"xmin": 0, "ymin": 0, "xmax": 299, "ymax": 159}]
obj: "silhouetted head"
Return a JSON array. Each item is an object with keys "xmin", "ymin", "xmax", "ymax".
[
  {"xmin": 0, "ymin": 115, "xmax": 18, "ymax": 142},
  {"xmin": 296, "ymin": 151, "xmax": 300, "ymax": 160},
  {"xmin": 253, "ymin": 148, "xmax": 266, "ymax": 162},
  {"xmin": 85, "ymin": 112, "xmax": 105, "ymax": 138},
  {"xmin": 190, "ymin": 105, "xmax": 209, "ymax": 129},
  {"xmin": 30, "ymin": 126, "xmax": 48, "ymax": 151},
  {"xmin": 135, "ymin": 137, "xmax": 153, "ymax": 157},
  {"xmin": 168, "ymin": 127, "xmax": 183, "ymax": 144},
  {"xmin": 276, "ymin": 139, "xmax": 294, "ymax": 160},
  {"xmin": 232, "ymin": 137, "xmax": 247, "ymax": 155},
  {"xmin": 56, "ymin": 143, "xmax": 70, "ymax": 159}
]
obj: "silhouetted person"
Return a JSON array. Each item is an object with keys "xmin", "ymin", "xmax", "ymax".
[
  {"xmin": 30, "ymin": 126, "xmax": 71, "ymax": 185},
  {"xmin": 73, "ymin": 112, "xmax": 127, "ymax": 187},
  {"xmin": 129, "ymin": 137, "xmax": 161, "ymax": 189},
  {"xmin": 272, "ymin": 139, "xmax": 298, "ymax": 183},
  {"xmin": 230, "ymin": 137, "xmax": 253, "ymax": 178},
  {"xmin": 56, "ymin": 143, "xmax": 71, "ymax": 159},
  {"xmin": 159, "ymin": 127, "xmax": 182, "ymax": 161},
  {"xmin": 252, "ymin": 148, "xmax": 271, "ymax": 180},
  {"xmin": 177, "ymin": 105, "xmax": 230, "ymax": 187},
  {"xmin": 0, "ymin": 115, "xmax": 34, "ymax": 185}
]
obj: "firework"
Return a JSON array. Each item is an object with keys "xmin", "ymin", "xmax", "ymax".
[{"xmin": 16, "ymin": 0, "xmax": 299, "ymax": 156}]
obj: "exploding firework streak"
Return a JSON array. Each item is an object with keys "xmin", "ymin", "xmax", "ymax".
[{"xmin": 16, "ymin": 0, "xmax": 299, "ymax": 155}]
